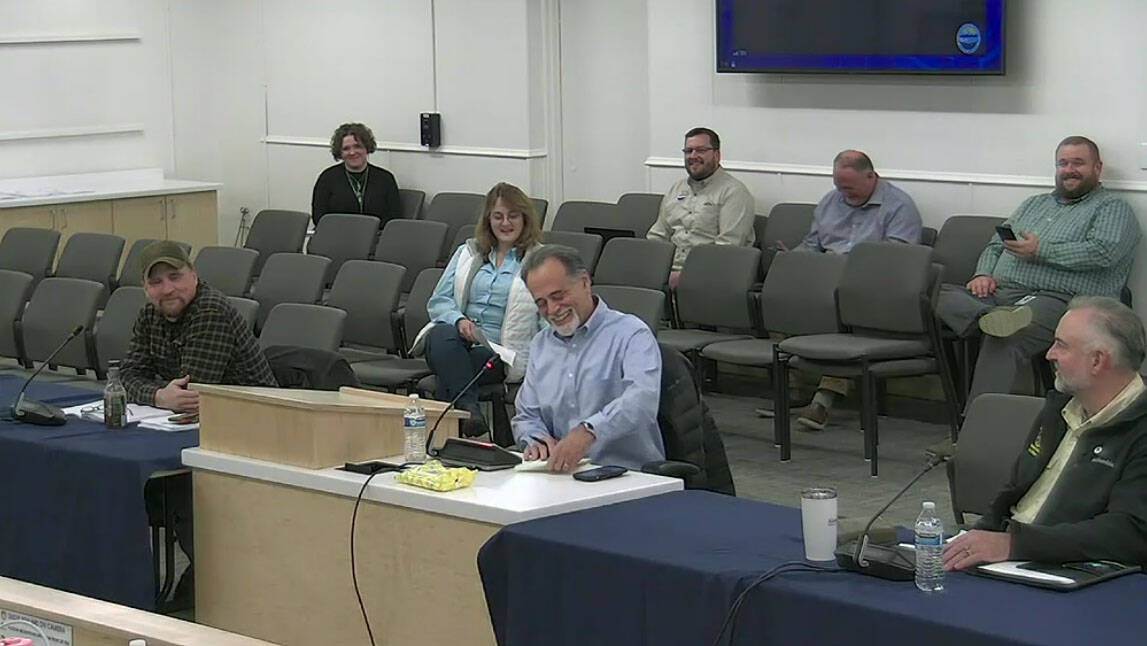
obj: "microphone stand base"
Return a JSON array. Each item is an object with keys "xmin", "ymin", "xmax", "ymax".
[
  {"xmin": 835, "ymin": 541, "xmax": 917, "ymax": 581},
  {"xmin": 12, "ymin": 399, "xmax": 68, "ymax": 426}
]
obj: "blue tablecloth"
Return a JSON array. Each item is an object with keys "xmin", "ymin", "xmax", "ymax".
[
  {"xmin": 478, "ymin": 490, "xmax": 1146, "ymax": 646},
  {"xmin": 0, "ymin": 375, "xmax": 198, "ymax": 610}
]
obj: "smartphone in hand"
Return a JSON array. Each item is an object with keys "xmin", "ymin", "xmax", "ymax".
[{"xmin": 996, "ymin": 225, "xmax": 1017, "ymax": 241}]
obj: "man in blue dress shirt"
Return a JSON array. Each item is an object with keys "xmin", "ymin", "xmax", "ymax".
[
  {"xmin": 512, "ymin": 245, "xmax": 665, "ymax": 473},
  {"xmin": 770, "ymin": 150, "xmax": 923, "ymax": 430}
]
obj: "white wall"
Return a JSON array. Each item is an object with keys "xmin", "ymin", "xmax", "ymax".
[
  {"xmin": 6, "ymin": 0, "xmax": 1147, "ymax": 302},
  {"xmin": 634, "ymin": 0, "xmax": 1147, "ymax": 300},
  {"xmin": 558, "ymin": 0, "xmax": 649, "ymax": 202},
  {"xmin": 0, "ymin": 0, "xmax": 174, "ymax": 179}
]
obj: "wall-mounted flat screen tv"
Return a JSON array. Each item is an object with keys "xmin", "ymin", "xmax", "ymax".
[{"xmin": 716, "ymin": 0, "xmax": 1005, "ymax": 75}]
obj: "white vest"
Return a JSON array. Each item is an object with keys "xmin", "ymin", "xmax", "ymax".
[{"xmin": 410, "ymin": 240, "xmax": 540, "ymax": 382}]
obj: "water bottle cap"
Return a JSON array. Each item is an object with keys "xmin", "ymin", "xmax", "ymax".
[{"xmin": 922, "ymin": 501, "xmax": 935, "ymax": 509}]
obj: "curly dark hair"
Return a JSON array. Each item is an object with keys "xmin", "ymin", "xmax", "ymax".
[{"xmin": 329, "ymin": 123, "xmax": 377, "ymax": 160}]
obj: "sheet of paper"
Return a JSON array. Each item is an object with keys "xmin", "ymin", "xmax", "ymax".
[
  {"xmin": 62, "ymin": 400, "xmax": 176, "ymax": 424},
  {"xmin": 487, "ymin": 341, "xmax": 517, "ymax": 367},
  {"xmin": 514, "ymin": 457, "xmax": 590, "ymax": 473},
  {"xmin": 138, "ymin": 418, "xmax": 199, "ymax": 432}
]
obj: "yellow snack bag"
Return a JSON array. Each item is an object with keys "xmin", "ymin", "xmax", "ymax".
[{"xmin": 396, "ymin": 460, "xmax": 476, "ymax": 492}]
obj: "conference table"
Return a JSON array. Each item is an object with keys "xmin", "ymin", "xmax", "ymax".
[
  {"xmin": 0, "ymin": 375, "xmax": 197, "ymax": 611},
  {"xmin": 478, "ymin": 490, "xmax": 1145, "ymax": 646}
]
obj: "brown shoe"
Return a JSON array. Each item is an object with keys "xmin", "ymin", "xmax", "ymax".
[
  {"xmin": 795, "ymin": 402, "xmax": 829, "ymax": 431},
  {"xmin": 755, "ymin": 391, "xmax": 814, "ymax": 418}
]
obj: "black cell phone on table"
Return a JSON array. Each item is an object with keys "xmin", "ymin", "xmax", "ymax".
[
  {"xmin": 572, "ymin": 465, "xmax": 628, "ymax": 482},
  {"xmin": 996, "ymin": 225, "xmax": 1017, "ymax": 241}
]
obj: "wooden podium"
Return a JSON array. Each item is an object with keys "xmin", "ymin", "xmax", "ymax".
[
  {"xmin": 185, "ymin": 385, "xmax": 681, "ymax": 645},
  {"xmin": 193, "ymin": 385, "xmax": 467, "ymax": 468}
]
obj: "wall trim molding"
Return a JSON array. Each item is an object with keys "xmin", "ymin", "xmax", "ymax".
[
  {"xmin": 0, "ymin": 124, "xmax": 145, "ymax": 143},
  {"xmin": 0, "ymin": 34, "xmax": 141, "ymax": 45},
  {"xmin": 263, "ymin": 136, "xmax": 547, "ymax": 160},
  {"xmin": 644, "ymin": 156, "xmax": 1147, "ymax": 193}
]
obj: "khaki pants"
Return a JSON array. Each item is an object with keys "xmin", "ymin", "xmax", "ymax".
[{"xmin": 772, "ymin": 332, "xmax": 851, "ymax": 397}]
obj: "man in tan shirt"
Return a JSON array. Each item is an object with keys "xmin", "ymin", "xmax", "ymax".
[
  {"xmin": 944, "ymin": 296, "xmax": 1147, "ymax": 569},
  {"xmin": 647, "ymin": 127, "xmax": 755, "ymax": 289}
]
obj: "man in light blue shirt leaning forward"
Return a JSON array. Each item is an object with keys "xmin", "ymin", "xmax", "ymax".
[
  {"xmin": 774, "ymin": 150, "xmax": 922, "ymax": 430},
  {"xmin": 793, "ymin": 149, "xmax": 922, "ymax": 254},
  {"xmin": 512, "ymin": 245, "xmax": 665, "ymax": 473}
]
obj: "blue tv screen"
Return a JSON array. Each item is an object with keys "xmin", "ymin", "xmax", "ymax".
[{"xmin": 716, "ymin": 0, "xmax": 1005, "ymax": 75}]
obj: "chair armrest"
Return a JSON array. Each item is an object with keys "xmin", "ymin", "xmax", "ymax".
[{"xmin": 640, "ymin": 460, "xmax": 701, "ymax": 480}]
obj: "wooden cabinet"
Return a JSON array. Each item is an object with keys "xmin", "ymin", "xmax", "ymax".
[
  {"xmin": 0, "ymin": 205, "xmax": 54, "ymax": 245},
  {"xmin": 54, "ymin": 200, "xmax": 113, "ymax": 261},
  {"xmin": 112, "ymin": 196, "xmax": 169, "ymax": 270},
  {"xmin": 165, "ymin": 192, "xmax": 219, "ymax": 253},
  {"xmin": 0, "ymin": 172, "xmax": 219, "ymax": 263},
  {"xmin": 110, "ymin": 192, "xmax": 219, "ymax": 259}
]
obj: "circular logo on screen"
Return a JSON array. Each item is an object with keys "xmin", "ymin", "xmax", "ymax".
[{"xmin": 956, "ymin": 23, "xmax": 982, "ymax": 54}]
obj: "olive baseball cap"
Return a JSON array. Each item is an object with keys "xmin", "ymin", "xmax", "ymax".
[{"xmin": 139, "ymin": 240, "xmax": 192, "ymax": 281}]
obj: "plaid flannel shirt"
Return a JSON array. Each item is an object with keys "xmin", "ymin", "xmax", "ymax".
[
  {"xmin": 121, "ymin": 282, "xmax": 276, "ymax": 405},
  {"xmin": 975, "ymin": 186, "xmax": 1140, "ymax": 298}
]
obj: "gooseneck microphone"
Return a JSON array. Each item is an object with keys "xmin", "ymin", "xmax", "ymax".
[
  {"xmin": 10, "ymin": 325, "xmax": 86, "ymax": 426},
  {"xmin": 835, "ymin": 445, "xmax": 953, "ymax": 580},
  {"xmin": 425, "ymin": 355, "xmax": 501, "ymax": 457}
]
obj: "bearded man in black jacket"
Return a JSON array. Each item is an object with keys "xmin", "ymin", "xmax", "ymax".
[{"xmin": 945, "ymin": 295, "xmax": 1147, "ymax": 570}]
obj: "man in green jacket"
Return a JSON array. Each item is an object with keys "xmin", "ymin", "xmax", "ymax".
[{"xmin": 945, "ymin": 297, "xmax": 1147, "ymax": 569}]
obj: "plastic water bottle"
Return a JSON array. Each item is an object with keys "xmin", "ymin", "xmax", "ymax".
[
  {"xmin": 914, "ymin": 501, "xmax": 945, "ymax": 592},
  {"xmin": 403, "ymin": 394, "xmax": 428, "ymax": 463},
  {"xmin": 103, "ymin": 359, "xmax": 128, "ymax": 429}
]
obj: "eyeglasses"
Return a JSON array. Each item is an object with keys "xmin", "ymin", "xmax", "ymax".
[
  {"xmin": 489, "ymin": 212, "xmax": 524, "ymax": 223},
  {"xmin": 682, "ymin": 147, "xmax": 715, "ymax": 155}
]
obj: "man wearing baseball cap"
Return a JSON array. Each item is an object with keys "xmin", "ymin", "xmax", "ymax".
[{"xmin": 121, "ymin": 240, "xmax": 276, "ymax": 411}]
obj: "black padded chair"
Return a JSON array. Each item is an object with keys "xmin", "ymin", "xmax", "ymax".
[
  {"xmin": 423, "ymin": 192, "xmax": 484, "ymax": 262},
  {"xmin": 352, "ymin": 268, "xmax": 441, "ymax": 391},
  {"xmin": 542, "ymin": 231, "xmax": 603, "ymax": 273},
  {"xmin": 0, "ymin": 269, "xmax": 34, "ymax": 362},
  {"xmin": 374, "ymin": 219, "xmax": 448, "ymax": 294},
  {"xmin": 758, "ymin": 203, "xmax": 815, "ymax": 278},
  {"xmin": 700, "ymin": 251, "xmax": 848, "ymax": 459},
  {"xmin": 228, "ymin": 296, "xmax": 259, "ymax": 332},
  {"xmin": 0, "ymin": 227, "xmax": 60, "ymax": 286},
  {"xmin": 95, "ymin": 286, "xmax": 148, "ymax": 373},
  {"xmin": 244, "ymin": 209, "xmax": 310, "ymax": 276},
  {"xmin": 948, "ymin": 393, "xmax": 1045, "ymax": 526},
  {"xmin": 657, "ymin": 244, "xmax": 760, "ymax": 365},
  {"xmin": 16, "ymin": 277, "xmax": 103, "ymax": 374},
  {"xmin": 775, "ymin": 243, "xmax": 961, "ymax": 476},
  {"xmin": 615, "ymin": 192, "xmax": 663, "ymax": 237},
  {"xmin": 194, "ymin": 246, "xmax": 259, "ymax": 297},
  {"xmin": 642, "ymin": 345, "xmax": 735, "ymax": 495},
  {"xmin": 249, "ymin": 253, "xmax": 329, "ymax": 329},
  {"xmin": 399, "ymin": 188, "xmax": 426, "ymax": 220},
  {"xmin": 258, "ymin": 303, "xmax": 347, "ymax": 353},
  {"xmin": 328, "ymin": 260, "xmax": 406, "ymax": 363},
  {"xmin": 55, "ymin": 232, "xmax": 125, "ymax": 303},
  {"xmin": 306, "ymin": 213, "xmax": 381, "ymax": 287},
  {"xmin": 593, "ymin": 285, "xmax": 664, "ymax": 333},
  {"xmin": 593, "ymin": 238, "xmax": 675, "ymax": 291},
  {"xmin": 550, "ymin": 200, "xmax": 618, "ymax": 234}
]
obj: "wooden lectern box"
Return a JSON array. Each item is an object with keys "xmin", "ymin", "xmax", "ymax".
[{"xmin": 193, "ymin": 385, "xmax": 467, "ymax": 468}]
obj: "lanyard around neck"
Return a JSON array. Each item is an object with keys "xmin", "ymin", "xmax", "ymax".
[{"xmin": 345, "ymin": 166, "xmax": 369, "ymax": 213}]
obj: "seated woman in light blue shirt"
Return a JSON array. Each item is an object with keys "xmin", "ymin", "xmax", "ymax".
[{"xmin": 410, "ymin": 182, "xmax": 544, "ymax": 436}]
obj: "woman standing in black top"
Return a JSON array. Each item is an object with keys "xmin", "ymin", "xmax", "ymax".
[{"xmin": 311, "ymin": 122, "xmax": 402, "ymax": 226}]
